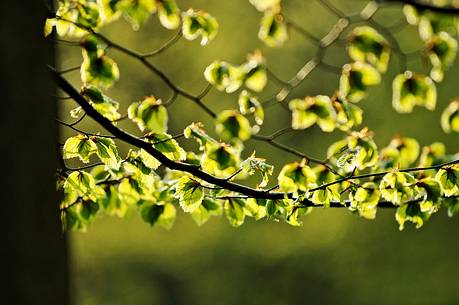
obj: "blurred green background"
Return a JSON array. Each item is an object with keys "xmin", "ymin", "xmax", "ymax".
[{"xmin": 58, "ymin": 1, "xmax": 459, "ymax": 304}]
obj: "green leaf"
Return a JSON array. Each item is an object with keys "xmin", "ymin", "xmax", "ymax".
[
  {"xmin": 63, "ymin": 134, "xmax": 97, "ymax": 163},
  {"xmin": 417, "ymin": 177, "xmax": 442, "ymax": 213},
  {"xmin": 191, "ymin": 198, "xmax": 222, "ymax": 226},
  {"xmin": 157, "ymin": 0, "xmax": 180, "ymax": 30},
  {"xmin": 49, "ymin": 1, "xmax": 101, "ymax": 37},
  {"xmin": 92, "ymin": 137, "xmax": 121, "ymax": 170},
  {"xmin": 241, "ymin": 50, "xmax": 267, "ymax": 92},
  {"xmin": 327, "ymin": 128, "xmax": 379, "ymax": 172},
  {"xmin": 289, "ymin": 95, "xmax": 337, "ymax": 132},
  {"xmin": 61, "ymin": 199, "xmax": 100, "ymax": 232},
  {"xmin": 278, "ymin": 159, "xmax": 316, "ymax": 195},
  {"xmin": 81, "ymin": 85, "xmax": 121, "ymax": 122},
  {"xmin": 80, "ymin": 36, "xmax": 119, "ymax": 89},
  {"xmin": 182, "ymin": 9, "xmax": 218, "ymax": 46},
  {"xmin": 285, "ymin": 205, "xmax": 311, "ymax": 226},
  {"xmin": 311, "ymin": 165, "xmax": 340, "ymax": 207},
  {"xmin": 174, "ymin": 176, "xmax": 204, "ymax": 212},
  {"xmin": 258, "ymin": 11, "xmax": 288, "ymax": 47},
  {"xmin": 380, "ymin": 171, "xmax": 419, "ymax": 205},
  {"xmin": 349, "ymin": 182, "xmax": 380, "ymax": 219},
  {"xmin": 117, "ymin": 0, "xmax": 157, "ymax": 30},
  {"xmin": 419, "ymin": 142, "xmax": 446, "ymax": 167},
  {"xmin": 240, "ymin": 152, "xmax": 274, "ymax": 188},
  {"xmin": 435, "ymin": 165, "xmax": 459, "ymax": 197},
  {"xmin": 216, "ymin": 110, "xmax": 252, "ymax": 142},
  {"xmin": 118, "ymin": 178, "xmax": 142, "ymax": 205},
  {"xmin": 238, "ymin": 90, "xmax": 264, "ymax": 126},
  {"xmin": 332, "ymin": 96, "xmax": 363, "ymax": 131},
  {"xmin": 224, "ymin": 198, "xmax": 246, "ymax": 227},
  {"xmin": 81, "ymin": 55, "xmax": 120, "ymax": 89},
  {"xmin": 202, "ymin": 143, "xmax": 240, "ymax": 178},
  {"xmin": 426, "ymin": 32, "xmax": 458, "ymax": 82},
  {"xmin": 347, "ymin": 26, "xmax": 391, "ymax": 73},
  {"xmin": 140, "ymin": 202, "xmax": 176, "ymax": 229},
  {"xmin": 64, "ymin": 171, "xmax": 104, "ymax": 202},
  {"xmin": 204, "ymin": 60, "xmax": 244, "ymax": 93},
  {"xmin": 139, "ymin": 149, "xmax": 161, "ymax": 170},
  {"xmin": 128, "ymin": 96, "xmax": 168, "ymax": 133},
  {"xmin": 144, "ymin": 133, "xmax": 186, "ymax": 161},
  {"xmin": 339, "ymin": 62, "xmax": 381, "ymax": 103},
  {"xmin": 244, "ymin": 198, "xmax": 266, "ymax": 220},
  {"xmin": 98, "ymin": 185, "xmax": 128, "ymax": 218},
  {"xmin": 61, "ymin": 204, "xmax": 86, "ymax": 231},
  {"xmin": 184, "ymin": 122, "xmax": 218, "ymax": 150},
  {"xmin": 444, "ymin": 196, "xmax": 459, "ymax": 217},
  {"xmin": 395, "ymin": 202, "xmax": 430, "ymax": 230},
  {"xmin": 380, "ymin": 136, "xmax": 420, "ymax": 169},
  {"xmin": 392, "ymin": 71, "xmax": 437, "ymax": 113},
  {"xmin": 441, "ymin": 100, "xmax": 459, "ymax": 133}
]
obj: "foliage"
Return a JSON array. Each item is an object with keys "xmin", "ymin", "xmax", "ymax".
[{"xmin": 50, "ymin": 0, "xmax": 459, "ymax": 232}]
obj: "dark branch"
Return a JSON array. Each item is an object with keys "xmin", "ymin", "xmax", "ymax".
[{"xmin": 381, "ymin": 0, "xmax": 459, "ymax": 14}]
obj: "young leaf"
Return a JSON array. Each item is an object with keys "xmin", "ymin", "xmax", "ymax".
[
  {"xmin": 98, "ymin": 185, "xmax": 128, "ymax": 218},
  {"xmin": 240, "ymin": 152, "xmax": 274, "ymax": 188},
  {"xmin": 241, "ymin": 50, "xmax": 267, "ymax": 92},
  {"xmin": 80, "ymin": 36, "xmax": 120, "ymax": 89},
  {"xmin": 144, "ymin": 133, "xmax": 186, "ymax": 161},
  {"xmin": 128, "ymin": 96, "xmax": 168, "ymax": 133},
  {"xmin": 278, "ymin": 159, "xmax": 316, "ymax": 195},
  {"xmin": 417, "ymin": 177, "xmax": 442, "ymax": 213},
  {"xmin": 81, "ymin": 85, "xmax": 121, "ymax": 122},
  {"xmin": 349, "ymin": 182, "xmax": 380, "ymax": 219},
  {"xmin": 157, "ymin": 0, "xmax": 181, "ymax": 30},
  {"xmin": 191, "ymin": 198, "xmax": 222, "ymax": 226},
  {"xmin": 244, "ymin": 198, "xmax": 267, "ymax": 220},
  {"xmin": 201, "ymin": 143, "xmax": 240, "ymax": 178},
  {"xmin": 81, "ymin": 56, "xmax": 120, "ymax": 89},
  {"xmin": 339, "ymin": 62, "xmax": 381, "ymax": 103},
  {"xmin": 331, "ymin": 96, "xmax": 363, "ymax": 131},
  {"xmin": 444, "ymin": 196, "xmax": 459, "ymax": 217},
  {"xmin": 327, "ymin": 128, "xmax": 379, "ymax": 172},
  {"xmin": 182, "ymin": 9, "xmax": 218, "ymax": 46},
  {"xmin": 289, "ymin": 95, "xmax": 337, "ymax": 132},
  {"xmin": 117, "ymin": 0, "xmax": 157, "ymax": 30},
  {"xmin": 258, "ymin": 11, "xmax": 288, "ymax": 47},
  {"xmin": 63, "ymin": 134, "xmax": 97, "ymax": 163},
  {"xmin": 395, "ymin": 202, "xmax": 430, "ymax": 230},
  {"xmin": 380, "ymin": 136, "xmax": 420, "ymax": 169},
  {"xmin": 426, "ymin": 32, "xmax": 458, "ymax": 82},
  {"xmin": 140, "ymin": 202, "xmax": 176, "ymax": 229},
  {"xmin": 215, "ymin": 110, "xmax": 252, "ymax": 142},
  {"xmin": 380, "ymin": 171, "xmax": 419, "ymax": 205},
  {"xmin": 347, "ymin": 26, "xmax": 391, "ymax": 72},
  {"xmin": 184, "ymin": 122, "xmax": 218, "ymax": 150},
  {"xmin": 92, "ymin": 137, "xmax": 121, "ymax": 170},
  {"xmin": 238, "ymin": 90, "xmax": 264, "ymax": 126},
  {"xmin": 440, "ymin": 100, "xmax": 459, "ymax": 133},
  {"xmin": 64, "ymin": 171, "xmax": 103, "ymax": 202},
  {"xmin": 392, "ymin": 71, "xmax": 437, "ymax": 113},
  {"xmin": 311, "ymin": 165, "xmax": 340, "ymax": 207},
  {"xmin": 174, "ymin": 176, "xmax": 204, "ymax": 212},
  {"xmin": 204, "ymin": 60, "xmax": 244, "ymax": 93},
  {"xmin": 224, "ymin": 198, "xmax": 246, "ymax": 227},
  {"xmin": 435, "ymin": 164, "xmax": 459, "ymax": 197},
  {"xmin": 419, "ymin": 142, "xmax": 446, "ymax": 167}
]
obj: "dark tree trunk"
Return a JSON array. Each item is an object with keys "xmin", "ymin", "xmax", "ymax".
[{"xmin": 0, "ymin": 1, "xmax": 70, "ymax": 304}]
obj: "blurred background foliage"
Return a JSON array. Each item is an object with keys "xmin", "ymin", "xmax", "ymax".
[{"xmin": 57, "ymin": 0, "xmax": 459, "ymax": 304}]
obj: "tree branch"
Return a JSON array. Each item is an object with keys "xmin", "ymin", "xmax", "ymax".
[{"xmin": 381, "ymin": 0, "xmax": 459, "ymax": 14}]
